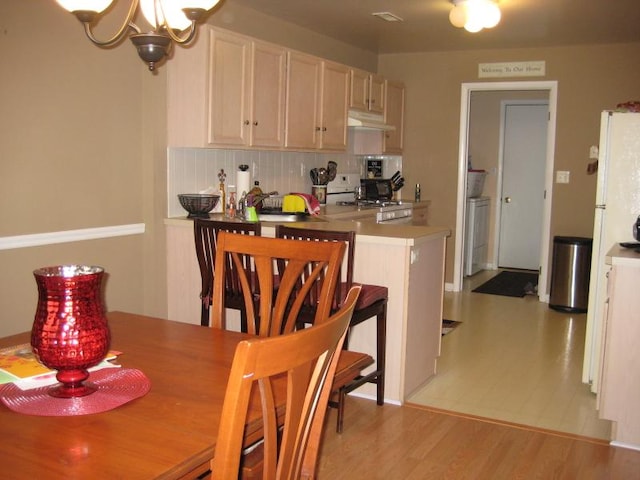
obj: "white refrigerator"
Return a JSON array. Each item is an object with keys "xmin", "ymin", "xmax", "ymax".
[{"xmin": 582, "ymin": 111, "xmax": 640, "ymax": 393}]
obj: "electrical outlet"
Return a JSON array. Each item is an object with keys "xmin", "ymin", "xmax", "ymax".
[{"xmin": 556, "ymin": 171, "xmax": 570, "ymax": 184}]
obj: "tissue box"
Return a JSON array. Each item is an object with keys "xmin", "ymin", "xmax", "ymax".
[{"xmin": 282, "ymin": 195, "xmax": 306, "ymax": 212}]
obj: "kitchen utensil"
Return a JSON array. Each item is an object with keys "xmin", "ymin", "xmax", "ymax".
[
  {"xmin": 327, "ymin": 161, "xmax": 338, "ymax": 181},
  {"xmin": 392, "ymin": 178, "xmax": 405, "ymax": 191},
  {"xmin": 391, "ymin": 171, "xmax": 401, "ymax": 183},
  {"xmin": 310, "ymin": 168, "xmax": 319, "ymax": 184},
  {"xmin": 317, "ymin": 167, "xmax": 329, "ymax": 184}
]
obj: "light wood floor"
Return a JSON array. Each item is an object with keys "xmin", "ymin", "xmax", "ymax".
[
  {"xmin": 317, "ymin": 397, "xmax": 640, "ymax": 479},
  {"xmin": 407, "ymin": 270, "xmax": 612, "ymax": 440}
]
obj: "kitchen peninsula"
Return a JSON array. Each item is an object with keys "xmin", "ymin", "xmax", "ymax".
[{"xmin": 165, "ymin": 207, "xmax": 449, "ymax": 403}]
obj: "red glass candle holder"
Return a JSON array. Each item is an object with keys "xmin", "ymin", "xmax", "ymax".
[{"xmin": 31, "ymin": 265, "xmax": 110, "ymax": 398}]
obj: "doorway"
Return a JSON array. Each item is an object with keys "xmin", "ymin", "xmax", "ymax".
[
  {"xmin": 497, "ymin": 101, "xmax": 548, "ymax": 270},
  {"xmin": 452, "ymin": 81, "xmax": 558, "ymax": 302}
]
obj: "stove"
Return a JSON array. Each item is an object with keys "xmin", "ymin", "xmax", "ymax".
[
  {"xmin": 327, "ymin": 174, "xmax": 413, "ymax": 223},
  {"xmin": 326, "ymin": 173, "xmax": 361, "ymax": 205}
]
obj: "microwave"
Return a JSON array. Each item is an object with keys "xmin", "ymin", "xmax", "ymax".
[{"xmin": 360, "ymin": 179, "xmax": 393, "ymax": 201}]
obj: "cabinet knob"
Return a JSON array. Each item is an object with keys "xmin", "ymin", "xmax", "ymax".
[
  {"xmin": 504, "ymin": 197, "xmax": 512, "ymax": 203},
  {"xmin": 315, "ymin": 126, "xmax": 321, "ymax": 131},
  {"xmin": 244, "ymin": 120, "xmax": 250, "ymax": 125},
  {"xmin": 253, "ymin": 121, "xmax": 258, "ymax": 126},
  {"xmin": 322, "ymin": 127, "xmax": 327, "ymax": 132}
]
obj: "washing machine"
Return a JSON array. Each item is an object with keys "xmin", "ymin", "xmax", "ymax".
[{"xmin": 464, "ymin": 197, "xmax": 490, "ymax": 276}]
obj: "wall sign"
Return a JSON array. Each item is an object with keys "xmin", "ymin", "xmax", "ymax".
[{"xmin": 478, "ymin": 61, "xmax": 546, "ymax": 78}]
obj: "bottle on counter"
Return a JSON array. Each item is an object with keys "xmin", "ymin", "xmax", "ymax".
[
  {"xmin": 415, "ymin": 183, "xmax": 421, "ymax": 202},
  {"xmin": 218, "ymin": 169, "xmax": 227, "ymax": 214},
  {"xmin": 248, "ymin": 181, "xmax": 263, "ymax": 210},
  {"xmin": 226, "ymin": 186, "xmax": 237, "ymax": 218}
]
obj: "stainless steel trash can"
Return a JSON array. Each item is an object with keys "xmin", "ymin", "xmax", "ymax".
[{"xmin": 549, "ymin": 236, "xmax": 593, "ymax": 313}]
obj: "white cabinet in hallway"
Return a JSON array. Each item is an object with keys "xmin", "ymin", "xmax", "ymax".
[{"xmin": 464, "ymin": 196, "xmax": 490, "ymax": 276}]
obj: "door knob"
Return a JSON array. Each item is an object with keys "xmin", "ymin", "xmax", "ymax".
[{"xmin": 504, "ymin": 196, "xmax": 512, "ymax": 203}]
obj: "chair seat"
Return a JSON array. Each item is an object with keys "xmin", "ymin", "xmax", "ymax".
[
  {"xmin": 352, "ymin": 283, "xmax": 388, "ymax": 310},
  {"xmin": 332, "ymin": 350, "xmax": 375, "ymax": 390}
]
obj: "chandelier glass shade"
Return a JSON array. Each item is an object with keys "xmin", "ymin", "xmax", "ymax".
[
  {"xmin": 55, "ymin": 0, "xmax": 221, "ymax": 71},
  {"xmin": 449, "ymin": 0, "xmax": 501, "ymax": 33}
]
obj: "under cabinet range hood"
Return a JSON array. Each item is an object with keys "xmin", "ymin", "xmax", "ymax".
[{"xmin": 347, "ymin": 110, "xmax": 395, "ymax": 131}]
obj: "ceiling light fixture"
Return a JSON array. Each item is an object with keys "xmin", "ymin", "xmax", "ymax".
[
  {"xmin": 55, "ymin": 0, "xmax": 221, "ymax": 72},
  {"xmin": 449, "ymin": 0, "xmax": 501, "ymax": 33}
]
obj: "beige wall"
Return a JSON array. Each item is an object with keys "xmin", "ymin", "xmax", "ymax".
[
  {"xmin": 1, "ymin": 1, "xmax": 150, "ymax": 337},
  {"xmin": 378, "ymin": 44, "xmax": 640, "ymax": 284}
]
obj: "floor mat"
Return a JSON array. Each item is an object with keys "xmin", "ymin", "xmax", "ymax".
[
  {"xmin": 472, "ymin": 271, "xmax": 538, "ymax": 298},
  {"xmin": 442, "ymin": 319, "xmax": 461, "ymax": 336}
]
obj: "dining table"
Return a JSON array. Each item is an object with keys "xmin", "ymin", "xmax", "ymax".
[{"xmin": 0, "ymin": 311, "xmax": 281, "ymax": 479}]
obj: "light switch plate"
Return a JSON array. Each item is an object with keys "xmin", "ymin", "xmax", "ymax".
[
  {"xmin": 556, "ymin": 171, "xmax": 570, "ymax": 183},
  {"xmin": 589, "ymin": 145, "xmax": 599, "ymax": 159}
]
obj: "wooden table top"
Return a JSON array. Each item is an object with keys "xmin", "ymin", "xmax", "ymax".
[{"xmin": 0, "ymin": 311, "xmax": 262, "ymax": 479}]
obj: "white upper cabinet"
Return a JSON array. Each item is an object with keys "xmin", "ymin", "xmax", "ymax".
[
  {"xmin": 383, "ymin": 79, "xmax": 405, "ymax": 154},
  {"xmin": 349, "ymin": 69, "xmax": 385, "ymax": 114},
  {"xmin": 318, "ymin": 61, "xmax": 349, "ymax": 150},
  {"xmin": 208, "ymin": 29, "xmax": 286, "ymax": 148},
  {"xmin": 167, "ymin": 27, "xmax": 400, "ymax": 154},
  {"xmin": 284, "ymin": 52, "xmax": 322, "ymax": 150},
  {"xmin": 285, "ymin": 53, "xmax": 349, "ymax": 151},
  {"xmin": 167, "ymin": 27, "xmax": 285, "ymax": 149}
]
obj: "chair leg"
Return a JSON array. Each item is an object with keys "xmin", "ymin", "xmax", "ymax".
[
  {"xmin": 201, "ymin": 303, "xmax": 210, "ymax": 327},
  {"xmin": 376, "ymin": 302, "xmax": 387, "ymax": 405},
  {"xmin": 336, "ymin": 387, "xmax": 347, "ymax": 433}
]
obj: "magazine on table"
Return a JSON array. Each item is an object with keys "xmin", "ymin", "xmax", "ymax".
[{"xmin": 0, "ymin": 343, "xmax": 121, "ymax": 391}]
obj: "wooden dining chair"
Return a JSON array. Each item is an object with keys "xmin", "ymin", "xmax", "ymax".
[
  {"xmin": 275, "ymin": 225, "xmax": 388, "ymax": 433},
  {"xmin": 211, "ymin": 286, "xmax": 361, "ymax": 480},
  {"xmin": 194, "ymin": 218, "xmax": 262, "ymax": 329},
  {"xmin": 211, "ymin": 231, "xmax": 346, "ymax": 337}
]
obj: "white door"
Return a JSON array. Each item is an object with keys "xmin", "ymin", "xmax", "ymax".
[{"xmin": 498, "ymin": 102, "xmax": 548, "ymax": 270}]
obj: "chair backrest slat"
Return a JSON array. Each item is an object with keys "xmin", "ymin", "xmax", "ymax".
[{"xmin": 275, "ymin": 226, "xmax": 356, "ymax": 313}]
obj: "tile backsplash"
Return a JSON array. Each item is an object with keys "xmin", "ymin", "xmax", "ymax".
[{"xmin": 167, "ymin": 148, "xmax": 402, "ymax": 217}]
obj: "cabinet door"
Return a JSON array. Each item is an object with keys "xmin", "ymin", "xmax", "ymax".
[
  {"xmin": 285, "ymin": 52, "xmax": 321, "ymax": 149},
  {"xmin": 250, "ymin": 42, "xmax": 286, "ymax": 148},
  {"xmin": 369, "ymin": 74, "xmax": 386, "ymax": 113},
  {"xmin": 349, "ymin": 68, "xmax": 370, "ymax": 111},
  {"xmin": 208, "ymin": 30, "xmax": 251, "ymax": 146},
  {"xmin": 383, "ymin": 80, "xmax": 405, "ymax": 154},
  {"xmin": 319, "ymin": 61, "xmax": 349, "ymax": 151}
]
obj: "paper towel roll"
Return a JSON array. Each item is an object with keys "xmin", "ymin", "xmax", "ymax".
[{"xmin": 236, "ymin": 170, "xmax": 251, "ymax": 197}]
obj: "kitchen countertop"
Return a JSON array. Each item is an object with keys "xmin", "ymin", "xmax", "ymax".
[
  {"xmin": 165, "ymin": 201, "xmax": 448, "ymax": 247},
  {"xmin": 606, "ymin": 244, "xmax": 640, "ymax": 266}
]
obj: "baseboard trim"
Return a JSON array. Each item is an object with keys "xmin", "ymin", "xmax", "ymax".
[{"xmin": 0, "ymin": 224, "xmax": 146, "ymax": 251}]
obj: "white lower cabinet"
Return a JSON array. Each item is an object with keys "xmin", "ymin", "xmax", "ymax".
[{"xmin": 598, "ymin": 258, "xmax": 640, "ymax": 448}]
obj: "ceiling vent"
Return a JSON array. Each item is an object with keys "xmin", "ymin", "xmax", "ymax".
[{"xmin": 371, "ymin": 12, "xmax": 404, "ymax": 22}]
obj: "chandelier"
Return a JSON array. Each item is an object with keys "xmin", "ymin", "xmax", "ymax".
[
  {"xmin": 55, "ymin": 0, "xmax": 221, "ymax": 71},
  {"xmin": 449, "ymin": 0, "xmax": 501, "ymax": 33}
]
